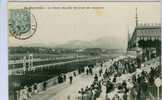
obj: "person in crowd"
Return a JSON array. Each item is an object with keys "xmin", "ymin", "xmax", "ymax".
[
  {"xmin": 92, "ymin": 88, "xmax": 98, "ymax": 100},
  {"xmin": 86, "ymin": 88, "xmax": 93, "ymax": 100},
  {"xmin": 86, "ymin": 67, "xmax": 89, "ymax": 75},
  {"xmin": 129, "ymin": 85, "xmax": 137, "ymax": 100},
  {"xmin": 140, "ymin": 80, "xmax": 148, "ymax": 100},
  {"xmin": 106, "ymin": 80, "xmax": 114, "ymax": 93},
  {"xmin": 122, "ymin": 80, "xmax": 127, "ymax": 89},
  {"xmin": 99, "ymin": 68, "xmax": 103, "ymax": 77},
  {"xmin": 94, "ymin": 74, "xmax": 98, "ymax": 82},
  {"xmin": 89, "ymin": 67, "xmax": 93, "ymax": 75},
  {"xmin": 85, "ymin": 86, "xmax": 89, "ymax": 92},
  {"xmin": 73, "ymin": 72, "xmax": 76, "ymax": 77},
  {"xmin": 123, "ymin": 92, "xmax": 128, "ymax": 100},
  {"xmin": 27, "ymin": 86, "xmax": 32, "ymax": 98},
  {"xmin": 127, "ymin": 79, "xmax": 134, "ymax": 90},
  {"xmin": 78, "ymin": 88, "xmax": 85, "ymax": 100},
  {"xmin": 58, "ymin": 75, "xmax": 62, "ymax": 83},
  {"xmin": 63, "ymin": 74, "xmax": 66, "ymax": 82},
  {"xmin": 113, "ymin": 75, "xmax": 117, "ymax": 83},
  {"xmin": 112, "ymin": 94, "xmax": 120, "ymax": 100},
  {"xmin": 101, "ymin": 63, "xmax": 103, "ymax": 67},
  {"xmin": 78, "ymin": 68, "xmax": 81, "ymax": 74},
  {"xmin": 67, "ymin": 95, "xmax": 71, "ymax": 100},
  {"xmin": 22, "ymin": 86, "xmax": 28, "ymax": 100},
  {"xmin": 43, "ymin": 81, "xmax": 47, "ymax": 91},
  {"xmin": 136, "ymin": 82, "xmax": 141, "ymax": 100},
  {"xmin": 33, "ymin": 83, "xmax": 38, "ymax": 94},
  {"xmin": 132, "ymin": 74, "xmax": 136, "ymax": 84},
  {"xmin": 69, "ymin": 76, "xmax": 73, "ymax": 84},
  {"xmin": 60, "ymin": 74, "xmax": 64, "ymax": 83}
]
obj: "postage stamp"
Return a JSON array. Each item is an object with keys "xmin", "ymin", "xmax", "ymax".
[{"xmin": 8, "ymin": 9, "xmax": 37, "ymax": 40}]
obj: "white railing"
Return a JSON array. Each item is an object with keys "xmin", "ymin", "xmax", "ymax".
[
  {"xmin": 9, "ymin": 57, "xmax": 100, "ymax": 75},
  {"xmin": 9, "ymin": 56, "xmax": 88, "ymax": 64}
]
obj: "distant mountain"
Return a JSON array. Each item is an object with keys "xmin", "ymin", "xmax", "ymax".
[
  {"xmin": 55, "ymin": 40, "xmax": 94, "ymax": 48},
  {"xmin": 55, "ymin": 36, "xmax": 125, "ymax": 49},
  {"xmin": 91, "ymin": 36, "xmax": 125, "ymax": 49},
  {"xmin": 10, "ymin": 36, "xmax": 125, "ymax": 49}
]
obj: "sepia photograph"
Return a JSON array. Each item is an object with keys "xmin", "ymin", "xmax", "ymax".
[{"xmin": 8, "ymin": 1, "xmax": 161, "ymax": 100}]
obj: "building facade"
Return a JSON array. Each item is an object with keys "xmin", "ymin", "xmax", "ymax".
[{"xmin": 128, "ymin": 23, "xmax": 161, "ymax": 62}]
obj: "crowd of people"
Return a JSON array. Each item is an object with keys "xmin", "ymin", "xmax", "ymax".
[
  {"xmin": 77, "ymin": 74, "xmax": 102, "ymax": 100},
  {"xmin": 77, "ymin": 56, "xmax": 160, "ymax": 100},
  {"xmin": 18, "ymin": 83, "xmax": 38, "ymax": 100},
  {"xmin": 17, "ymin": 56, "xmax": 160, "ymax": 100}
]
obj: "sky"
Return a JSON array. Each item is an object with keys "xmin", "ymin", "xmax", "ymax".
[{"xmin": 8, "ymin": 2, "xmax": 160, "ymax": 49}]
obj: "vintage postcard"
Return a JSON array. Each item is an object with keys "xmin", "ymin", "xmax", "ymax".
[{"xmin": 8, "ymin": 0, "xmax": 161, "ymax": 100}]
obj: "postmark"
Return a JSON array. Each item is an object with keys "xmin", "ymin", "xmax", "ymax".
[{"xmin": 9, "ymin": 9, "xmax": 37, "ymax": 40}]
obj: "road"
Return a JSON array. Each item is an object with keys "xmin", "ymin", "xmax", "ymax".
[
  {"xmin": 27, "ymin": 56, "xmax": 119, "ymax": 100},
  {"xmin": 27, "ymin": 60, "xmax": 114, "ymax": 100},
  {"xmin": 29, "ymin": 75, "xmax": 93, "ymax": 100},
  {"xmin": 28, "ymin": 64, "xmax": 107, "ymax": 100}
]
